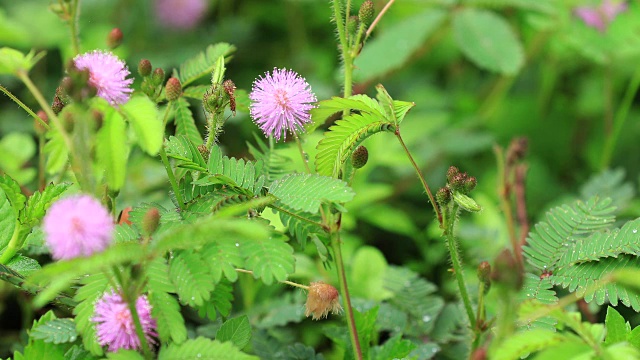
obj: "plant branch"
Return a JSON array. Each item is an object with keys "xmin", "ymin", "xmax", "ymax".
[
  {"xmin": 395, "ymin": 131, "xmax": 441, "ymax": 226},
  {"xmin": 514, "ymin": 164, "xmax": 529, "ymax": 247},
  {"xmin": 159, "ymin": 146, "xmax": 185, "ymax": 211},
  {"xmin": 330, "ymin": 226, "xmax": 362, "ymax": 360},
  {"xmin": 494, "ymin": 145, "xmax": 522, "ymax": 268},
  {"xmin": 0, "ymin": 85, "xmax": 49, "ymax": 130},
  {"xmin": 235, "ymin": 268, "xmax": 310, "ymax": 290},
  {"xmin": 366, "ymin": 0, "xmax": 395, "ymax": 38},
  {"xmin": 269, "ymin": 203, "xmax": 328, "ymax": 231}
]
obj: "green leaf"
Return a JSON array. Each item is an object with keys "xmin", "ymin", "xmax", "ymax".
[
  {"xmin": 0, "ymin": 174, "xmax": 26, "ymax": 214},
  {"xmin": 73, "ymin": 273, "xmax": 110, "ymax": 356},
  {"xmin": 490, "ymin": 329, "xmax": 564, "ymax": 360},
  {"xmin": 353, "ymin": 9, "xmax": 446, "ymax": 83},
  {"xmin": 96, "ymin": 108, "xmax": 129, "ymax": 191},
  {"xmin": 350, "ymin": 246, "xmax": 393, "ymax": 301},
  {"xmin": 7, "ymin": 255, "xmax": 40, "ymax": 276},
  {"xmin": 523, "ymin": 196, "xmax": 616, "ymax": 271},
  {"xmin": 315, "ymin": 112, "xmax": 395, "ymax": 177},
  {"xmin": 30, "ymin": 242, "xmax": 144, "ymax": 308},
  {"xmin": 175, "ymin": 43, "xmax": 236, "ymax": 87},
  {"xmin": 146, "ymin": 257, "xmax": 176, "ymax": 294},
  {"xmin": 243, "ymin": 235, "xmax": 294, "ymax": 285},
  {"xmin": 106, "ymin": 350, "xmax": 145, "ymax": 360},
  {"xmin": 170, "ymin": 250, "xmax": 215, "ymax": 306},
  {"xmin": 605, "ymin": 306, "xmax": 629, "ymax": 345},
  {"xmin": 149, "ymin": 290, "xmax": 187, "ymax": 344},
  {"xmin": 453, "ymin": 191, "xmax": 481, "ymax": 212},
  {"xmin": 158, "ymin": 337, "xmax": 258, "ymax": 360},
  {"xmin": 283, "ymin": 343, "xmax": 325, "ymax": 360},
  {"xmin": 43, "ymin": 128, "xmax": 69, "ymax": 174},
  {"xmin": 0, "ymin": 47, "xmax": 45, "ymax": 75},
  {"xmin": 173, "ymin": 97, "xmax": 203, "ymax": 144},
  {"xmin": 310, "ymin": 96, "xmax": 386, "ymax": 129},
  {"xmin": 152, "ymin": 217, "xmax": 270, "ymax": 255},
  {"xmin": 13, "ymin": 311, "xmax": 69, "ymax": 360},
  {"xmin": 269, "ymin": 173, "xmax": 355, "ymax": 213},
  {"xmin": 216, "ymin": 315, "xmax": 252, "ymax": 350},
  {"xmin": 120, "ymin": 96, "xmax": 163, "ymax": 155},
  {"xmin": 0, "ymin": 132, "xmax": 37, "ymax": 184},
  {"xmin": 31, "ymin": 318, "xmax": 78, "ymax": 344},
  {"xmin": 22, "ymin": 182, "xmax": 71, "ymax": 226},
  {"xmin": 201, "ymin": 239, "xmax": 244, "ymax": 283},
  {"xmin": 0, "ymin": 187, "xmax": 16, "ymax": 251},
  {"xmin": 452, "ymin": 8, "xmax": 524, "ymax": 75},
  {"xmin": 371, "ymin": 334, "xmax": 416, "ymax": 360}
]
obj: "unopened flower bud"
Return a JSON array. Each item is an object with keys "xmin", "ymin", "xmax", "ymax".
[
  {"xmin": 165, "ymin": 77, "xmax": 182, "ymax": 101},
  {"xmin": 138, "ymin": 59, "xmax": 152, "ymax": 77},
  {"xmin": 35, "ymin": 110, "xmax": 48, "ymax": 135},
  {"xmin": 142, "ymin": 207, "xmax": 161, "ymax": 236},
  {"xmin": 223, "ymin": 80, "xmax": 236, "ymax": 113},
  {"xmin": 446, "ymin": 166, "xmax": 459, "ymax": 184},
  {"xmin": 92, "ymin": 110, "xmax": 104, "ymax": 129},
  {"xmin": 359, "ymin": 0, "xmax": 375, "ymax": 27},
  {"xmin": 477, "ymin": 261, "xmax": 491, "ymax": 293},
  {"xmin": 464, "ymin": 176, "xmax": 477, "ymax": 194},
  {"xmin": 471, "ymin": 348, "xmax": 487, "ymax": 360},
  {"xmin": 450, "ymin": 172, "xmax": 468, "ymax": 192},
  {"xmin": 491, "ymin": 249, "xmax": 523, "ymax": 291},
  {"xmin": 52, "ymin": 95, "xmax": 65, "ymax": 114},
  {"xmin": 351, "ymin": 145, "xmax": 368, "ymax": 169},
  {"xmin": 151, "ymin": 68, "xmax": 165, "ymax": 86},
  {"xmin": 197, "ymin": 144, "xmax": 209, "ymax": 162},
  {"xmin": 347, "ymin": 16, "xmax": 359, "ymax": 38},
  {"xmin": 106, "ymin": 28, "xmax": 123, "ymax": 49},
  {"xmin": 305, "ymin": 282, "xmax": 342, "ymax": 320},
  {"xmin": 436, "ymin": 187, "xmax": 451, "ymax": 207}
]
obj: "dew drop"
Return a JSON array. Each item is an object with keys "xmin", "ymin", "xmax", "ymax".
[
  {"xmin": 633, "ymin": 229, "xmax": 638, "ymax": 234},
  {"xmin": 422, "ymin": 315, "xmax": 431, "ymax": 322},
  {"xmin": 235, "ymin": 243, "xmax": 240, "ymax": 247}
]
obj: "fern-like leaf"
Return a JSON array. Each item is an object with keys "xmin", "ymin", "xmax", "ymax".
[
  {"xmin": 0, "ymin": 174, "xmax": 26, "ymax": 215},
  {"xmin": 174, "ymin": 43, "xmax": 236, "ymax": 87},
  {"xmin": 202, "ymin": 145, "xmax": 265, "ymax": 195},
  {"xmin": 201, "ymin": 239, "xmax": 244, "ymax": 283},
  {"xmin": 522, "ymin": 196, "xmax": 616, "ymax": 271},
  {"xmin": 242, "ymin": 235, "xmax": 294, "ymax": 285},
  {"xmin": 269, "ymin": 173, "xmax": 355, "ymax": 214},
  {"xmin": 490, "ymin": 329, "xmax": 564, "ymax": 360},
  {"xmin": 165, "ymin": 135, "xmax": 207, "ymax": 172},
  {"xmin": 247, "ymin": 134, "xmax": 292, "ymax": 184},
  {"xmin": 277, "ymin": 205, "xmax": 324, "ymax": 248},
  {"xmin": 30, "ymin": 318, "xmax": 77, "ymax": 344},
  {"xmin": 169, "ymin": 250, "xmax": 215, "ymax": 307},
  {"xmin": 73, "ymin": 273, "xmax": 110, "ymax": 356},
  {"xmin": 173, "ymin": 97, "xmax": 202, "ymax": 145},
  {"xmin": 310, "ymin": 96, "xmax": 386, "ymax": 129},
  {"xmin": 315, "ymin": 113, "xmax": 395, "ymax": 177},
  {"xmin": 22, "ymin": 182, "xmax": 71, "ymax": 225},
  {"xmin": 551, "ymin": 255, "xmax": 640, "ymax": 310},
  {"xmin": 520, "ymin": 273, "xmax": 557, "ymax": 305},
  {"xmin": 148, "ymin": 291, "xmax": 187, "ymax": 344},
  {"xmin": 158, "ymin": 337, "xmax": 258, "ymax": 360}
]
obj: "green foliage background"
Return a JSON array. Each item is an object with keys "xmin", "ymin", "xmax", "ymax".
[{"xmin": 2, "ymin": 0, "xmax": 640, "ymax": 359}]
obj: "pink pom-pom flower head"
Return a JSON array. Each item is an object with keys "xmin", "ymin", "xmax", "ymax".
[
  {"xmin": 249, "ymin": 68, "xmax": 317, "ymax": 141},
  {"xmin": 575, "ymin": 0, "xmax": 628, "ymax": 32},
  {"xmin": 43, "ymin": 195, "xmax": 114, "ymax": 260},
  {"xmin": 92, "ymin": 290, "xmax": 158, "ymax": 352},
  {"xmin": 155, "ymin": 0, "xmax": 209, "ymax": 30},
  {"xmin": 73, "ymin": 50, "xmax": 134, "ymax": 106}
]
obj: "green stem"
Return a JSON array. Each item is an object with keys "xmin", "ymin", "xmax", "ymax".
[
  {"xmin": 600, "ymin": 67, "xmax": 640, "ymax": 169},
  {"xmin": 494, "ymin": 145, "xmax": 522, "ymax": 268},
  {"xmin": 0, "ymin": 85, "xmax": 49, "ymax": 130},
  {"xmin": 69, "ymin": 0, "xmax": 81, "ymax": 55},
  {"xmin": 235, "ymin": 268, "xmax": 310, "ymax": 290},
  {"xmin": 269, "ymin": 204, "xmax": 328, "ymax": 231},
  {"xmin": 38, "ymin": 133, "xmax": 46, "ymax": 191},
  {"xmin": 0, "ymin": 220, "xmax": 24, "ymax": 264},
  {"xmin": 330, "ymin": 227, "xmax": 362, "ymax": 360},
  {"xmin": 445, "ymin": 203, "xmax": 476, "ymax": 329},
  {"xmin": 395, "ymin": 131, "xmax": 442, "ymax": 226},
  {"xmin": 294, "ymin": 135, "xmax": 311, "ymax": 173},
  {"xmin": 159, "ymin": 146, "xmax": 185, "ymax": 211},
  {"xmin": 333, "ymin": 0, "xmax": 353, "ymax": 99},
  {"xmin": 112, "ymin": 266, "xmax": 152, "ymax": 360}
]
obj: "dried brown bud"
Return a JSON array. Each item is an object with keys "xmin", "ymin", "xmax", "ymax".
[
  {"xmin": 106, "ymin": 28, "xmax": 123, "ymax": 49},
  {"xmin": 436, "ymin": 187, "xmax": 451, "ymax": 207},
  {"xmin": 197, "ymin": 144, "xmax": 209, "ymax": 162},
  {"xmin": 464, "ymin": 176, "xmax": 477, "ymax": 193},
  {"xmin": 446, "ymin": 166, "xmax": 459, "ymax": 183},
  {"xmin": 305, "ymin": 282, "xmax": 342, "ymax": 320}
]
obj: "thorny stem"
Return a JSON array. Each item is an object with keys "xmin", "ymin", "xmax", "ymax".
[
  {"xmin": 235, "ymin": 268, "xmax": 310, "ymax": 290},
  {"xmin": 600, "ymin": 67, "xmax": 640, "ymax": 169},
  {"xmin": 0, "ymin": 85, "xmax": 49, "ymax": 130},
  {"xmin": 444, "ymin": 203, "xmax": 476, "ymax": 330},
  {"xmin": 330, "ymin": 227, "xmax": 363, "ymax": 360},
  {"xmin": 333, "ymin": 0, "xmax": 353, "ymax": 100},
  {"xmin": 395, "ymin": 130, "xmax": 442, "ymax": 226},
  {"xmin": 366, "ymin": 0, "xmax": 395, "ymax": 38}
]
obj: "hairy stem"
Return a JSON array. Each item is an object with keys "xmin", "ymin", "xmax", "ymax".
[
  {"xmin": 0, "ymin": 85, "xmax": 49, "ymax": 130},
  {"xmin": 333, "ymin": 0, "xmax": 353, "ymax": 99},
  {"xmin": 69, "ymin": 0, "xmax": 81, "ymax": 55},
  {"xmin": 330, "ymin": 227, "xmax": 362, "ymax": 360},
  {"xmin": 395, "ymin": 131, "xmax": 442, "ymax": 226},
  {"xmin": 444, "ymin": 204, "xmax": 476, "ymax": 329},
  {"xmin": 494, "ymin": 145, "xmax": 522, "ymax": 268}
]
